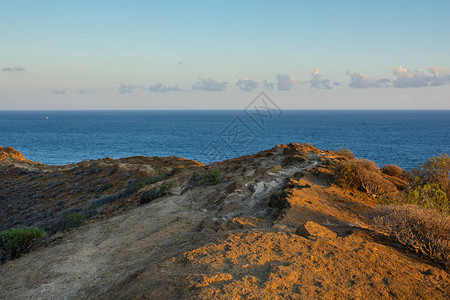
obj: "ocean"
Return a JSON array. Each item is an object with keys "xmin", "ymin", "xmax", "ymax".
[{"xmin": 0, "ymin": 110, "xmax": 449, "ymax": 169}]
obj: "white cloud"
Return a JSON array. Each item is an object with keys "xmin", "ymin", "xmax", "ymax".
[
  {"xmin": 192, "ymin": 78, "xmax": 227, "ymax": 91},
  {"xmin": 2, "ymin": 67, "xmax": 25, "ymax": 72},
  {"xmin": 236, "ymin": 77, "xmax": 258, "ymax": 92},
  {"xmin": 276, "ymin": 73, "xmax": 301, "ymax": 91},
  {"xmin": 149, "ymin": 83, "xmax": 183, "ymax": 93},
  {"xmin": 50, "ymin": 89, "xmax": 65, "ymax": 95},
  {"xmin": 119, "ymin": 84, "xmax": 143, "ymax": 94},
  {"xmin": 346, "ymin": 70, "xmax": 390, "ymax": 88},
  {"xmin": 391, "ymin": 66, "xmax": 450, "ymax": 88},
  {"xmin": 427, "ymin": 66, "xmax": 450, "ymax": 87},
  {"xmin": 310, "ymin": 69, "xmax": 331, "ymax": 89},
  {"xmin": 392, "ymin": 66, "xmax": 431, "ymax": 88},
  {"xmin": 78, "ymin": 88, "xmax": 105, "ymax": 94}
]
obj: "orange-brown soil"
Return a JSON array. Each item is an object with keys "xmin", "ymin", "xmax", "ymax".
[{"xmin": 0, "ymin": 144, "xmax": 448, "ymax": 299}]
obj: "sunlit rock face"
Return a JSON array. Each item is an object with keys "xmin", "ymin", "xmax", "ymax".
[{"xmin": 0, "ymin": 146, "xmax": 26, "ymax": 162}]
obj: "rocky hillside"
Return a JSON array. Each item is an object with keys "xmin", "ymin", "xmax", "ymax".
[{"xmin": 0, "ymin": 144, "xmax": 449, "ymax": 299}]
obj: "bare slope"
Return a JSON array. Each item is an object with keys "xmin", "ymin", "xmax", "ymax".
[{"xmin": 0, "ymin": 144, "xmax": 449, "ymax": 299}]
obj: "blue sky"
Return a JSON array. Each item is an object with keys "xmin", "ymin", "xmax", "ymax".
[{"xmin": 1, "ymin": 0, "xmax": 450, "ymax": 109}]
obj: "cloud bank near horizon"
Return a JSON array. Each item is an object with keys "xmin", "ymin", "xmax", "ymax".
[
  {"xmin": 236, "ymin": 77, "xmax": 258, "ymax": 92},
  {"xmin": 149, "ymin": 83, "xmax": 183, "ymax": 93},
  {"xmin": 346, "ymin": 70, "xmax": 390, "ymax": 88},
  {"xmin": 310, "ymin": 69, "xmax": 332, "ymax": 90},
  {"xmin": 11, "ymin": 66, "xmax": 450, "ymax": 96},
  {"xmin": 276, "ymin": 73, "xmax": 301, "ymax": 91},
  {"xmin": 346, "ymin": 66, "xmax": 450, "ymax": 89},
  {"xmin": 192, "ymin": 78, "xmax": 228, "ymax": 91},
  {"xmin": 2, "ymin": 67, "xmax": 25, "ymax": 72}
]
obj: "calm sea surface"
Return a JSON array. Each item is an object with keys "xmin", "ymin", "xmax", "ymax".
[{"xmin": 0, "ymin": 110, "xmax": 449, "ymax": 169}]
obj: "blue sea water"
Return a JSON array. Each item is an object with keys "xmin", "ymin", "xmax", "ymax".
[{"xmin": 0, "ymin": 110, "xmax": 449, "ymax": 169}]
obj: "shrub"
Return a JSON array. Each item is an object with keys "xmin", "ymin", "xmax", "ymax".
[
  {"xmin": 359, "ymin": 170, "xmax": 398, "ymax": 199},
  {"xmin": 405, "ymin": 184, "xmax": 449, "ymax": 213},
  {"xmin": 168, "ymin": 166, "xmax": 185, "ymax": 176},
  {"xmin": 0, "ymin": 226, "xmax": 47, "ymax": 259},
  {"xmin": 88, "ymin": 193, "xmax": 120, "ymax": 210},
  {"xmin": 336, "ymin": 159, "xmax": 397, "ymax": 198},
  {"xmin": 333, "ymin": 147, "xmax": 355, "ymax": 159},
  {"xmin": 410, "ymin": 154, "xmax": 450, "ymax": 198},
  {"xmin": 53, "ymin": 211, "xmax": 88, "ymax": 231},
  {"xmin": 140, "ymin": 182, "xmax": 174, "ymax": 205},
  {"xmin": 206, "ymin": 170, "xmax": 222, "ymax": 185},
  {"xmin": 369, "ymin": 205, "xmax": 450, "ymax": 270},
  {"xmin": 336, "ymin": 159, "xmax": 378, "ymax": 188},
  {"xmin": 131, "ymin": 174, "xmax": 169, "ymax": 192},
  {"xmin": 63, "ymin": 212, "xmax": 87, "ymax": 228},
  {"xmin": 381, "ymin": 164, "xmax": 404, "ymax": 178}
]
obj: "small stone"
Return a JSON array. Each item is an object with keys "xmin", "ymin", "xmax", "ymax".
[{"xmin": 295, "ymin": 221, "xmax": 337, "ymax": 239}]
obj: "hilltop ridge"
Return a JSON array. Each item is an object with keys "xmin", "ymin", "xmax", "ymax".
[{"xmin": 0, "ymin": 144, "xmax": 449, "ymax": 299}]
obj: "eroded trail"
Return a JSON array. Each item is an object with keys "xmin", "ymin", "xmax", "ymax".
[{"xmin": 1, "ymin": 144, "xmax": 449, "ymax": 299}]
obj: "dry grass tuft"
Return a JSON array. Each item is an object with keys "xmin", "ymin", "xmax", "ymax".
[
  {"xmin": 333, "ymin": 147, "xmax": 355, "ymax": 159},
  {"xmin": 336, "ymin": 159, "xmax": 398, "ymax": 198},
  {"xmin": 370, "ymin": 205, "xmax": 450, "ymax": 270},
  {"xmin": 381, "ymin": 164, "xmax": 405, "ymax": 178}
]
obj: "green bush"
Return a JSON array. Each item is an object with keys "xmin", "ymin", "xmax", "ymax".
[
  {"xmin": 131, "ymin": 174, "xmax": 169, "ymax": 192},
  {"xmin": 206, "ymin": 170, "xmax": 221, "ymax": 185},
  {"xmin": 54, "ymin": 211, "xmax": 88, "ymax": 231},
  {"xmin": 369, "ymin": 205, "xmax": 450, "ymax": 270},
  {"xmin": 66, "ymin": 212, "xmax": 87, "ymax": 227},
  {"xmin": 410, "ymin": 154, "xmax": 449, "ymax": 198},
  {"xmin": 389, "ymin": 154, "xmax": 450, "ymax": 212},
  {"xmin": 0, "ymin": 226, "xmax": 47, "ymax": 259},
  {"xmin": 405, "ymin": 184, "xmax": 449, "ymax": 213},
  {"xmin": 140, "ymin": 181, "xmax": 174, "ymax": 205}
]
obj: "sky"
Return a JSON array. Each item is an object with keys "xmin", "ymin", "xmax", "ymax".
[{"xmin": 1, "ymin": 0, "xmax": 450, "ymax": 110}]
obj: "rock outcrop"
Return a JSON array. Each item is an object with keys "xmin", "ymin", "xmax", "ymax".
[
  {"xmin": 0, "ymin": 143, "xmax": 448, "ymax": 299},
  {"xmin": 0, "ymin": 146, "xmax": 26, "ymax": 162}
]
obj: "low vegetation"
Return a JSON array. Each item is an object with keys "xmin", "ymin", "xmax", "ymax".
[
  {"xmin": 377, "ymin": 154, "xmax": 450, "ymax": 212},
  {"xmin": 56, "ymin": 212, "xmax": 87, "ymax": 231},
  {"xmin": 206, "ymin": 170, "xmax": 222, "ymax": 185},
  {"xmin": 333, "ymin": 147, "xmax": 355, "ymax": 159},
  {"xmin": 370, "ymin": 205, "xmax": 449, "ymax": 270},
  {"xmin": 364, "ymin": 154, "xmax": 450, "ymax": 270},
  {"xmin": 404, "ymin": 183, "xmax": 449, "ymax": 213},
  {"xmin": 131, "ymin": 174, "xmax": 169, "ymax": 192},
  {"xmin": 140, "ymin": 182, "xmax": 174, "ymax": 205},
  {"xmin": 0, "ymin": 226, "xmax": 46, "ymax": 260},
  {"xmin": 410, "ymin": 154, "xmax": 450, "ymax": 199},
  {"xmin": 335, "ymin": 159, "xmax": 397, "ymax": 198},
  {"xmin": 381, "ymin": 164, "xmax": 406, "ymax": 178},
  {"xmin": 334, "ymin": 153, "xmax": 450, "ymax": 269}
]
